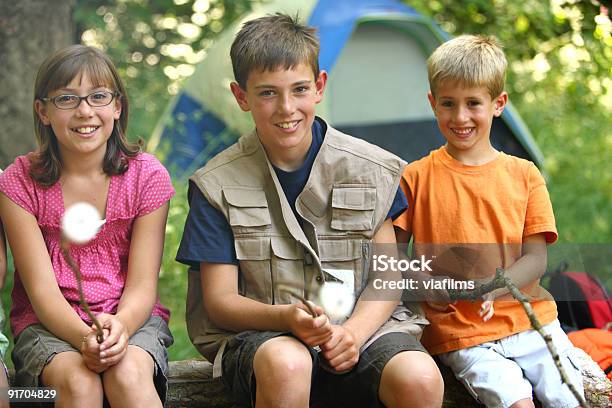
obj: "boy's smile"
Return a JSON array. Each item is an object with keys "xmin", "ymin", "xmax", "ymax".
[
  {"xmin": 230, "ymin": 63, "xmax": 327, "ymax": 171},
  {"xmin": 428, "ymin": 81, "xmax": 507, "ymax": 164}
]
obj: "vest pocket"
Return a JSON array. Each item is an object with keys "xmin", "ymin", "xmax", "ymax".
[
  {"xmin": 319, "ymin": 239, "xmax": 366, "ymax": 295},
  {"xmin": 330, "ymin": 186, "xmax": 376, "ymax": 231},
  {"xmin": 234, "ymin": 237, "xmax": 272, "ymax": 302},
  {"xmin": 223, "ymin": 187, "xmax": 271, "ymax": 231},
  {"xmin": 271, "ymin": 237, "xmax": 305, "ymax": 304}
]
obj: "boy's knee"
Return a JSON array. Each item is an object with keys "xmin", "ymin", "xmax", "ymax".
[
  {"xmin": 253, "ymin": 336, "xmax": 312, "ymax": 380},
  {"xmin": 380, "ymin": 351, "xmax": 444, "ymax": 408},
  {"xmin": 509, "ymin": 398, "xmax": 535, "ymax": 408}
]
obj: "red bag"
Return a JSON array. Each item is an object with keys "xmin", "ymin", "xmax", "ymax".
[{"xmin": 548, "ymin": 263, "xmax": 612, "ymax": 330}]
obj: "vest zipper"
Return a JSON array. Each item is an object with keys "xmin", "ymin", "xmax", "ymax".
[{"xmin": 361, "ymin": 241, "xmax": 370, "ymax": 292}]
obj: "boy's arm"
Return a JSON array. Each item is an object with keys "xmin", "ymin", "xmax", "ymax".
[
  {"xmin": 486, "ymin": 233, "xmax": 548, "ymax": 299},
  {"xmin": 321, "ymin": 219, "xmax": 402, "ymax": 371},
  {"xmin": 201, "ymin": 262, "xmax": 332, "ymax": 346},
  {"xmin": 394, "ymin": 224, "xmax": 453, "ymax": 310},
  {"xmin": 394, "ymin": 225, "xmax": 411, "ymax": 245},
  {"xmin": 344, "ymin": 219, "xmax": 401, "ymax": 344}
]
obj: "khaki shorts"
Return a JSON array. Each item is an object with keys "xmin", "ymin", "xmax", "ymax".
[
  {"xmin": 222, "ymin": 330, "xmax": 427, "ymax": 408},
  {"xmin": 12, "ymin": 316, "xmax": 173, "ymax": 402}
]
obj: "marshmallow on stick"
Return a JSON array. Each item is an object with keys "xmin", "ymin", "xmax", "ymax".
[
  {"xmin": 61, "ymin": 202, "xmax": 106, "ymax": 343},
  {"xmin": 319, "ymin": 282, "xmax": 355, "ymax": 321},
  {"xmin": 62, "ymin": 202, "xmax": 105, "ymax": 244}
]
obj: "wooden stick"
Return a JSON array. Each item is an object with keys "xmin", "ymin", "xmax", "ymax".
[
  {"xmin": 447, "ymin": 268, "xmax": 507, "ymax": 300},
  {"xmin": 61, "ymin": 242, "xmax": 104, "ymax": 343},
  {"xmin": 448, "ymin": 268, "xmax": 589, "ymax": 408},
  {"xmin": 275, "ymin": 282, "xmax": 319, "ymax": 317},
  {"xmin": 505, "ymin": 281, "xmax": 589, "ymax": 408}
]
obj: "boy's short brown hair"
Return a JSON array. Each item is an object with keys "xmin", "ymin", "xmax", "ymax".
[
  {"xmin": 427, "ymin": 35, "xmax": 507, "ymax": 98},
  {"xmin": 230, "ymin": 13, "xmax": 320, "ymax": 89}
]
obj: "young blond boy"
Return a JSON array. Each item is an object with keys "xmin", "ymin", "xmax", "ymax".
[
  {"xmin": 177, "ymin": 13, "xmax": 443, "ymax": 408},
  {"xmin": 394, "ymin": 35, "xmax": 584, "ymax": 408}
]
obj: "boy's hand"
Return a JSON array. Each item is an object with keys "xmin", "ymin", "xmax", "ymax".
[
  {"xmin": 479, "ymin": 293, "xmax": 495, "ymax": 322},
  {"xmin": 284, "ymin": 303, "xmax": 332, "ymax": 346},
  {"xmin": 95, "ymin": 313, "xmax": 129, "ymax": 366},
  {"xmin": 320, "ymin": 325, "xmax": 359, "ymax": 372}
]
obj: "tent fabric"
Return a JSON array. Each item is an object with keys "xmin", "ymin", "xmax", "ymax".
[
  {"xmin": 309, "ymin": 0, "xmax": 418, "ymax": 72},
  {"xmin": 152, "ymin": 0, "xmax": 545, "ymax": 178}
]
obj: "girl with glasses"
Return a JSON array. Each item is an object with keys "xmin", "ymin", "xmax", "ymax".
[{"xmin": 0, "ymin": 45, "xmax": 174, "ymax": 407}]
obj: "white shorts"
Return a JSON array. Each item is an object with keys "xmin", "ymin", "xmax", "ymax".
[{"xmin": 438, "ymin": 319, "xmax": 584, "ymax": 408}]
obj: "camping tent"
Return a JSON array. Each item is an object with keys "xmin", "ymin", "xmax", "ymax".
[{"xmin": 150, "ymin": 0, "xmax": 544, "ymax": 177}]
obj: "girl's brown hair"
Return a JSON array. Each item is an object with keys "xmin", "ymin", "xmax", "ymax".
[{"xmin": 31, "ymin": 45, "xmax": 140, "ymax": 186}]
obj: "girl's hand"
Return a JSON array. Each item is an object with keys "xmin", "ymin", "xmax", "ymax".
[
  {"xmin": 81, "ymin": 328, "xmax": 109, "ymax": 373},
  {"xmin": 284, "ymin": 304, "xmax": 332, "ymax": 347},
  {"xmin": 96, "ymin": 313, "xmax": 129, "ymax": 366}
]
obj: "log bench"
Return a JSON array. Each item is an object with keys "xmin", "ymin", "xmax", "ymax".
[
  {"xmin": 6, "ymin": 358, "xmax": 478, "ymax": 407},
  {"xmin": 8, "ymin": 356, "xmax": 598, "ymax": 406},
  {"xmin": 165, "ymin": 359, "xmax": 480, "ymax": 407}
]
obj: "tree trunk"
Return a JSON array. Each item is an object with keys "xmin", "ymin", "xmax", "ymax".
[{"xmin": 0, "ymin": 0, "xmax": 76, "ymax": 168}]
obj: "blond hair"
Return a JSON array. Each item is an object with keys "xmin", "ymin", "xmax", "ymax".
[
  {"xmin": 427, "ymin": 35, "xmax": 507, "ymax": 98},
  {"xmin": 230, "ymin": 13, "xmax": 320, "ymax": 89}
]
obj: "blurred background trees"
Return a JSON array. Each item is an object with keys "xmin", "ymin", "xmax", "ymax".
[
  {"xmin": 0, "ymin": 0, "xmax": 76, "ymax": 167},
  {"xmin": 0, "ymin": 0, "xmax": 609, "ymax": 361},
  {"xmin": 69, "ymin": 0, "xmax": 611, "ymax": 244}
]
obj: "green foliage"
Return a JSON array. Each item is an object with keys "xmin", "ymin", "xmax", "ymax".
[
  {"xmin": 407, "ymin": 0, "xmax": 612, "ymax": 243},
  {"xmin": 73, "ymin": 0, "xmax": 256, "ymax": 144},
  {"xmin": 159, "ymin": 182, "xmax": 200, "ymax": 360}
]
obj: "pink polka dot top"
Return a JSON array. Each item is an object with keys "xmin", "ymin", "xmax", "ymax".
[{"xmin": 0, "ymin": 153, "xmax": 174, "ymax": 337}]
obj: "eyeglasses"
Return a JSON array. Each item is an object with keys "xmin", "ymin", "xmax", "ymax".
[{"xmin": 40, "ymin": 91, "xmax": 119, "ymax": 110}]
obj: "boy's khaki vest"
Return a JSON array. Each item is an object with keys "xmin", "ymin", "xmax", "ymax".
[{"xmin": 187, "ymin": 122, "xmax": 425, "ymax": 376}]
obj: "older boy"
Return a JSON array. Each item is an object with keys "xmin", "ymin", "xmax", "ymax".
[
  {"xmin": 394, "ymin": 35, "xmax": 584, "ymax": 408},
  {"xmin": 177, "ymin": 13, "xmax": 443, "ymax": 408}
]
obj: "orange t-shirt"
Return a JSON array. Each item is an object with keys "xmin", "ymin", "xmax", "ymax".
[{"xmin": 393, "ymin": 146, "xmax": 559, "ymax": 355}]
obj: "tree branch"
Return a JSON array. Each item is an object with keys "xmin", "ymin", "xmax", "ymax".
[
  {"xmin": 61, "ymin": 242, "xmax": 104, "ymax": 343},
  {"xmin": 449, "ymin": 268, "xmax": 589, "ymax": 408},
  {"xmin": 276, "ymin": 282, "xmax": 319, "ymax": 317}
]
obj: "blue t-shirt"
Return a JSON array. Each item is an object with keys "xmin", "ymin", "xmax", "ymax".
[{"xmin": 176, "ymin": 118, "xmax": 407, "ymax": 268}]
